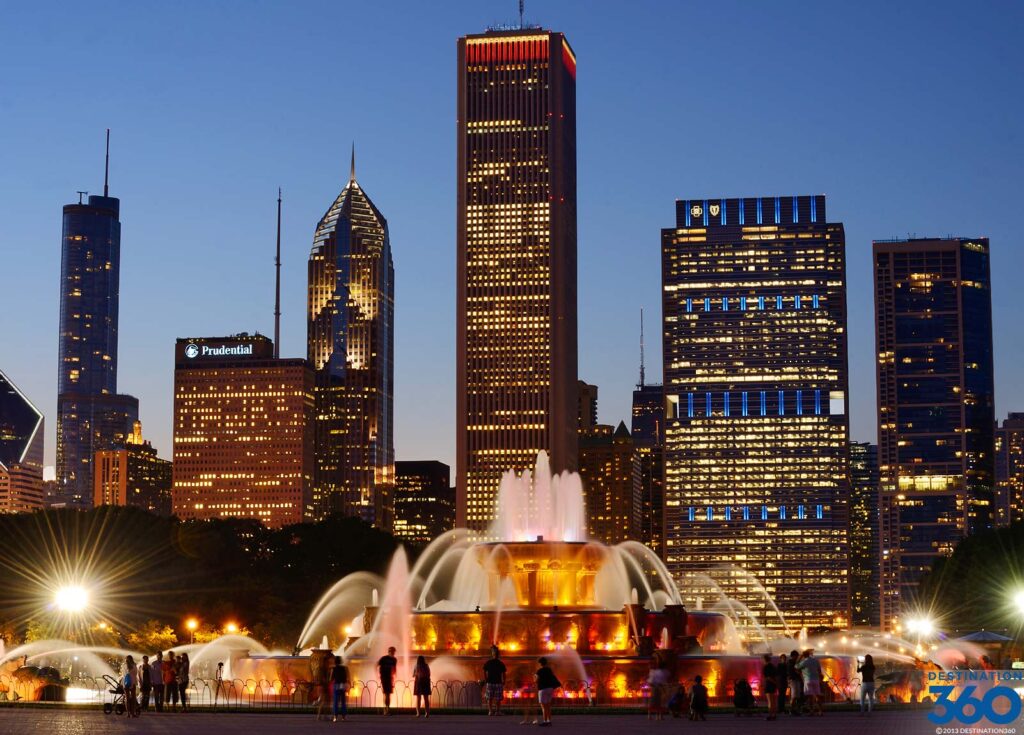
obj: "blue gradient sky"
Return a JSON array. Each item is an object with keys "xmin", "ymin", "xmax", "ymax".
[{"xmin": 3, "ymin": 0, "xmax": 1022, "ymax": 471}]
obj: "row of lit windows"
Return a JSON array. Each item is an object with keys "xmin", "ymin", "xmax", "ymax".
[
  {"xmin": 669, "ymin": 389, "xmax": 845, "ymax": 417},
  {"xmin": 681, "ymin": 294, "xmax": 822, "ymax": 312},
  {"xmin": 686, "ymin": 504, "xmax": 826, "ymax": 522}
]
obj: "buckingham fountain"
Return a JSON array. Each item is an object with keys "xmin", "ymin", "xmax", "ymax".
[{"xmin": 230, "ymin": 452, "xmax": 856, "ymax": 703}]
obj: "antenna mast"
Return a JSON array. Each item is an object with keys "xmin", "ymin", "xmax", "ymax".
[
  {"xmin": 274, "ymin": 188, "xmax": 282, "ymax": 359},
  {"xmin": 103, "ymin": 129, "xmax": 110, "ymax": 197},
  {"xmin": 638, "ymin": 308, "xmax": 646, "ymax": 389},
  {"xmin": 519, "ymin": 0, "xmax": 524, "ymax": 28}
]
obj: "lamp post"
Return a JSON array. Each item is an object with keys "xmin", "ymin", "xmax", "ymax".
[{"xmin": 186, "ymin": 618, "xmax": 198, "ymax": 645}]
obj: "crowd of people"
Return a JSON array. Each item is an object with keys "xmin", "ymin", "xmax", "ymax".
[{"xmin": 118, "ymin": 650, "xmax": 193, "ymax": 717}]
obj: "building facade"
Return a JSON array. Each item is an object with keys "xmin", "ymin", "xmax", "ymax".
[
  {"xmin": 849, "ymin": 441, "xmax": 880, "ymax": 628},
  {"xmin": 307, "ymin": 155, "xmax": 394, "ymax": 528},
  {"xmin": 0, "ymin": 370, "xmax": 45, "ymax": 514},
  {"xmin": 394, "ymin": 461, "xmax": 454, "ymax": 543},
  {"xmin": 874, "ymin": 238, "xmax": 995, "ymax": 627},
  {"xmin": 631, "ymin": 382, "xmax": 665, "ymax": 557},
  {"xmin": 578, "ymin": 421, "xmax": 640, "ymax": 545},
  {"xmin": 94, "ymin": 421, "xmax": 172, "ymax": 515},
  {"xmin": 456, "ymin": 29, "xmax": 578, "ymax": 533},
  {"xmin": 995, "ymin": 413, "xmax": 1024, "ymax": 527},
  {"xmin": 56, "ymin": 176, "xmax": 138, "ymax": 508},
  {"xmin": 577, "ymin": 381, "xmax": 598, "ymax": 432},
  {"xmin": 172, "ymin": 335, "xmax": 313, "ymax": 527},
  {"xmin": 661, "ymin": 195, "xmax": 851, "ymax": 632}
]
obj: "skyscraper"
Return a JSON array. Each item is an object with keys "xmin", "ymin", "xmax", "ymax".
[
  {"xmin": 94, "ymin": 421, "xmax": 172, "ymax": 515},
  {"xmin": 661, "ymin": 195, "xmax": 851, "ymax": 632},
  {"xmin": 874, "ymin": 237, "xmax": 995, "ymax": 627},
  {"xmin": 995, "ymin": 413, "xmax": 1024, "ymax": 527},
  {"xmin": 56, "ymin": 134, "xmax": 138, "ymax": 507},
  {"xmin": 393, "ymin": 461, "xmax": 454, "ymax": 544},
  {"xmin": 0, "ymin": 369, "xmax": 45, "ymax": 514},
  {"xmin": 578, "ymin": 421, "xmax": 640, "ymax": 545},
  {"xmin": 456, "ymin": 29, "xmax": 578, "ymax": 532},
  {"xmin": 632, "ymin": 381, "xmax": 665, "ymax": 557},
  {"xmin": 172, "ymin": 334, "xmax": 313, "ymax": 527},
  {"xmin": 849, "ymin": 441, "xmax": 880, "ymax": 628},
  {"xmin": 307, "ymin": 152, "xmax": 394, "ymax": 528}
]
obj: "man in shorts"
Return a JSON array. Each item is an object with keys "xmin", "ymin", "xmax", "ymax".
[
  {"xmin": 483, "ymin": 645, "xmax": 507, "ymax": 715},
  {"xmin": 796, "ymin": 649, "xmax": 823, "ymax": 716},
  {"xmin": 377, "ymin": 646, "xmax": 398, "ymax": 715}
]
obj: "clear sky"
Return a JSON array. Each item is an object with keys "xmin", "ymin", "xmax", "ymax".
[{"xmin": 2, "ymin": 0, "xmax": 1022, "ymax": 471}]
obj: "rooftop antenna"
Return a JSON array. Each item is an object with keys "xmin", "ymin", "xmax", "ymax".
[
  {"xmin": 638, "ymin": 308, "xmax": 646, "ymax": 389},
  {"xmin": 103, "ymin": 128, "xmax": 110, "ymax": 197},
  {"xmin": 76, "ymin": 191, "xmax": 88, "ymax": 204},
  {"xmin": 349, "ymin": 142, "xmax": 356, "ymax": 184},
  {"xmin": 274, "ymin": 188, "xmax": 282, "ymax": 359},
  {"xmin": 519, "ymin": 0, "xmax": 524, "ymax": 28}
]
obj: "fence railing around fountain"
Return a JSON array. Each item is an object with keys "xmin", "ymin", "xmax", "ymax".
[{"xmin": 1, "ymin": 672, "xmax": 856, "ymax": 709}]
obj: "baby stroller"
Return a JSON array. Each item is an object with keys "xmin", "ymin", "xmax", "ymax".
[{"xmin": 102, "ymin": 674, "xmax": 127, "ymax": 715}]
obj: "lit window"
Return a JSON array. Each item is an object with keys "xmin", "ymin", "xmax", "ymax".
[
  {"xmin": 704, "ymin": 297, "xmax": 711, "ymax": 312},
  {"xmin": 688, "ymin": 507, "xmax": 695, "ymax": 522},
  {"xmin": 816, "ymin": 504, "xmax": 824, "ymax": 520},
  {"xmin": 779, "ymin": 506, "xmax": 787, "ymax": 520},
  {"xmin": 686, "ymin": 298, "xmax": 692, "ymax": 313},
  {"xmin": 776, "ymin": 295, "xmax": 783, "ymax": 310},
  {"xmin": 761, "ymin": 505, "xmax": 768, "ymax": 521}
]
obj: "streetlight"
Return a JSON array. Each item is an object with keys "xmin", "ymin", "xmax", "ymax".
[
  {"xmin": 54, "ymin": 586, "xmax": 89, "ymax": 614},
  {"xmin": 225, "ymin": 622, "xmax": 238, "ymax": 635},
  {"xmin": 186, "ymin": 617, "xmax": 198, "ymax": 645},
  {"xmin": 1013, "ymin": 591, "xmax": 1024, "ymax": 616}
]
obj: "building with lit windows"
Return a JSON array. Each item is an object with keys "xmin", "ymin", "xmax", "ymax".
[
  {"xmin": 57, "ymin": 178, "xmax": 139, "ymax": 508},
  {"xmin": 874, "ymin": 237, "xmax": 995, "ymax": 627},
  {"xmin": 661, "ymin": 194, "xmax": 851, "ymax": 632},
  {"xmin": 577, "ymin": 381, "xmax": 598, "ymax": 432},
  {"xmin": 632, "ymin": 382, "xmax": 665, "ymax": 557},
  {"xmin": 172, "ymin": 334, "xmax": 313, "ymax": 527},
  {"xmin": 94, "ymin": 421, "xmax": 172, "ymax": 515},
  {"xmin": 456, "ymin": 28, "xmax": 578, "ymax": 533},
  {"xmin": 995, "ymin": 413, "xmax": 1024, "ymax": 527},
  {"xmin": 393, "ymin": 461, "xmax": 454, "ymax": 544},
  {"xmin": 308, "ymin": 153, "xmax": 394, "ymax": 529},
  {"xmin": 0, "ymin": 369, "xmax": 45, "ymax": 514},
  {"xmin": 578, "ymin": 421, "xmax": 640, "ymax": 545},
  {"xmin": 849, "ymin": 441, "xmax": 880, "ymax": 628}
]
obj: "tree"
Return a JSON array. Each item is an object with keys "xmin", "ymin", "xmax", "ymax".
[{"xmin": 126, "ymin": 620, "xmax": 178, "ymax": 653}]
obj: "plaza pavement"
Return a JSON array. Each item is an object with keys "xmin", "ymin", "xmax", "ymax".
[{"xmin": 0, "ymin": 707, "xmax": 1002, "ymax": 735}]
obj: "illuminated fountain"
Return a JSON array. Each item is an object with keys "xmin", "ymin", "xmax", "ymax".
[{"xmin": 231, "ymin": 452, "xmax": 857, "ymax": 703}]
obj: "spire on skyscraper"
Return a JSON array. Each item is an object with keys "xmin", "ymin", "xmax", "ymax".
[
  {"xmin": 103, "ymin": 128, "xmax": 110, "ymax": 197},
  {"xmin": 349, "ymin": 143, "xmax": 356, "ymax": 184},
  {"xmin": 638, "ymin": 307, "xmax": 646, "ymax": 389}
]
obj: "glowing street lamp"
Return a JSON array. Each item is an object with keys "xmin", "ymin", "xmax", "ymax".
[
  {"xmin": 54, "ymin": 586, "xmax": 89, "ymax": 614},
  {"xmin": 186, "ymin": 617, "xmax": 198, "ymax": 645},
  {"xmin": 225, "ymin": 622, "xmax": 238, "ymax": 635},
  {"xmin": 1013, "ymin": 591, "xmax": 1024, "ymax": 616},
  {"xmin": 906, "ymin": 617, "xmax": 935, "ymax": 638}
]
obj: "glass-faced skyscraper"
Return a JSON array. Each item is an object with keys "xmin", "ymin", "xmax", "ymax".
[
  {"xmin": 661, "ymin": 195, "xmax": 851, "ymax": 632},
  {"xmin": 56, "ymin": 149, "xmax": 138, "ymax": 507},
  {"xmin": 308, "ymin": 154, "xmax": 394, "ymax": 528},
  {"xmin": 456, "ymin": 29, "xmax": 579, "ymax": 532},
  {"xmin": 849, "ymin": 441, "xmax": 880, "ymax": 628},
  {"xmin": 0, "ymin": 369, "xmax": 45, "ymax": 513},
  {"xmin": 873, "ymin": 237, "xmax": 994, "ymax": 628}
]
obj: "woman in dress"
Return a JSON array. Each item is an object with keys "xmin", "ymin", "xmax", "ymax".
[
  {"xmin": 124, "ymin": 655, "xmax": 140, "ymax": 718},
  {"xmin": 762, "ymin": 653, "xmax": 778, "ymax": 720},
  {"xmin": 413, "ymin": 655, "xmax": 432, "ymax": 718}
]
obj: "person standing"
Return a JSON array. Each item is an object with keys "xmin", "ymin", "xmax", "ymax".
[
  {"xmin": 177, "ymin": 652, "xmax": 190, "ymax": 712},
  {"xmin": 483, "ymin": 645, "xmax": 507, "ymax": 716},
  {"xmin": 413, "ymin": 655, "xmax": 431, "ymax": 718},
  {"xmin": 787, "ymin": 650, "xmax": 803, "ymax": 716},
  {"xmin": 139, "ymin": 655, "xmax": 152, "ymax": 711},
  {"xmin": 858, "ymin": 654, "xmax": 876, "ymax": 715},
  {"xmin": 151, "ymin": 652, "xmax": 164, "ymax": 712},
  {"xmin": 647, "ymin": 657, "xmax": 669, "ymax": 720},
  {"xmin": 795, "ymin": 649, "xmax": 823, "ymax": 716},
  {"xmin": 762, "ymin": 653, "xmax": 778, "ymax": 720},
  {"xmin": 689, "ymin": 675, "xmax": 709, "ymax": 721},
  {"xmin": 534, "ymin": 657, "xmax": 561, "ymax": 727},
  {"xmin": 163, "ymin": 651, "xmax": 178, "ymax": 710},
  {"xmin": 377, "ymin": 646, "xmax": 398, "ymax": 715},
  {"xmin": 124, "ymin": 655, "xmax": 140, "ymax": 718},
  {"xmin": 214, "ymin": 662, "xmax": 224, "ymax": 708},
  {"xmin": 331, "ymin": 655, "xmax": 349, "ymax": 722},
  {"xmin": 776, "ymin": 654, "xmax": 789, "ymax": 715}
]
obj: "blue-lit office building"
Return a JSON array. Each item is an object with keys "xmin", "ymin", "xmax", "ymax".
[
  {"xmin": 661, "ymin": 195, "xmax": 851, "ymax": 632},
  {"xmin": 874, "ymin": 237, "xmax": 994, "ymax": 628},
  {"xmin": 56, "ymin": 171, "xmax": 138, "ymax": 507}
]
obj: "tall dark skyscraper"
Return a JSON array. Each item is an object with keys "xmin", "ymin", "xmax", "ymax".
[
  {"xmin": 393, "ymin": 461, "xmax": 454, "ymax": 544},
  {"xmin": 308, "ymin": 153, "xmax": 394, "ymax": 528},
  {"xmin": 56, "ymin": 134, "xmax": 138, "ymax": 507},
  {"xmin": 632, "ymin": 381, "xmax": 664, "ymax": 557},
  {"xmin": 456, "ymin": 29, "xmax": 578, "ymax": 533},
  {"xmin": 873, "ymin": 237, "xmax": 995, "ymax": 627},
  {"xmin": 849, "ymin": 441, "xmax": 880, "ymax": 628},
  {"xmin": 661, "ymin": 195, "xmax": 851, "ymax": 632},
  {"xmin": 578, "ymin": 421, "xmax": 640, "ymax": 545}
]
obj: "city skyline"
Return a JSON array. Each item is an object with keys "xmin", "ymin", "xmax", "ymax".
[{"xmin": 4, "ymin": 1, "xmax": 1023, "ymax": 475}]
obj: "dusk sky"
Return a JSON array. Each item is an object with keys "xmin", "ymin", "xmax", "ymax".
[{"xmin": 3, "ymin": 0, "xmax": 1022, "ymax": 471}]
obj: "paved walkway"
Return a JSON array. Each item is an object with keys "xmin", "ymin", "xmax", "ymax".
[{"xmin": 0, "ymin": 707, "xmax": 1001, "ymax": 735}]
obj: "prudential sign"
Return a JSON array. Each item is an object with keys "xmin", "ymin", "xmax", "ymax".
[{"xmin": 185, "ymin": 343, "xmax": 254, "ymax": 359}]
